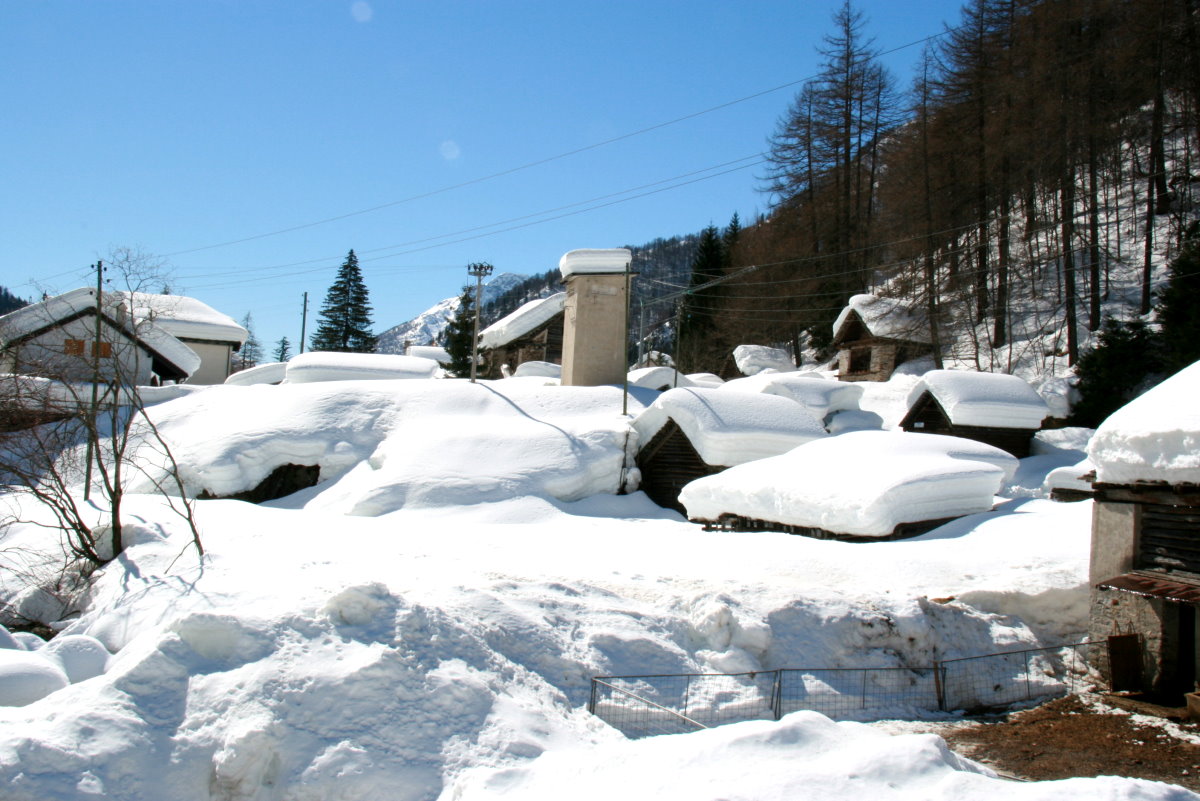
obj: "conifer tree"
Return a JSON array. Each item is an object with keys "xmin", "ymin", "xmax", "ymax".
[
  {"xmin": 310, "ymin": 250, "xmax": 377, "ymax": 352},
  {"xmin": 237, "ymin": 312, "xmax": 262, "ymax": 371},
  {"xmin": 676, "ymin": 225, "xmax": 726, "ymax": 372},
  {"xmin": 441, "ymin": 286, "xmax": 477, "ymax": 378},
  {"xmin": 273, "ymin": 336, "xmax": 292, "ymax": 362}
]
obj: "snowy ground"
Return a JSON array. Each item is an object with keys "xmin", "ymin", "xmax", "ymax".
[{"xmin": 0, "ymin": 377, "xmax": 1190, "ymax": 801}]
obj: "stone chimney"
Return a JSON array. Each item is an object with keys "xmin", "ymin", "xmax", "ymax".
[{"xmin": 558, "ymin": 248, "xmax": 632, "ymax": 387}]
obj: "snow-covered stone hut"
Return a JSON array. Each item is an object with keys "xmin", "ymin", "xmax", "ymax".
[
  {"xmin": 832, "ymin": 294, "xmax": 933, "ymax": 382},
  {"xmin": 679, "ymin": 430, "xmax": 1016, "ymax": 539},
  {"xmin": 632, "ymin": 387, "xmax": 825, "ymax": 513},
  {"xmin": 0, "ymin": 288, "xmax": 200, "ymax": 386},
  {"xmin": 478, "ymin": 293, "xmax": 565, "ymax": 380},
  {"xmin": 900, "ymin": 369, "xmax": 1049, "ymax": 457},
  {"xmin": 1087, "ymin": 360, "xmax": 1200, "ymax": 696}
]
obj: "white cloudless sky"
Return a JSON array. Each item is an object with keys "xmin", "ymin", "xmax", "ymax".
[{"xmin": 2, "ymin": 0, "xmax": 964, "ymax": 350}]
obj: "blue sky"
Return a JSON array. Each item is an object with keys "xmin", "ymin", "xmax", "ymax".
[{"xmin": 2, "ymin": 0, "xmax": 965, "ymax": 351}]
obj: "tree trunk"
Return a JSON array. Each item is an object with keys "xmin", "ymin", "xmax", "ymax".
[{"xmin": 1062, "ymin": 170, "xmax": 1079, "ymax": 365}]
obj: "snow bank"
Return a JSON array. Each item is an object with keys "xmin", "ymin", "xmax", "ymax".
[
  {"xmin": 633, "ymin": 387, "xmax": 826, "ymax": 467},
  {"xmin": 558, "ymin": 248, "xmax": 632, "ymax": 278},
  {"xmin": 283, "ymin": 351, "xmax": 440, "ymax": 383},
  {"xmin": 627, "ymin": 366, "xmax": 691, "ymax": 391},
  {"xmin": 679, "ymin": 431, "xmax": 1010, "ymax": 536},
  {"xmin": 908, "ymin": 370, "xmax": 1049, "ymax": 429},
  {"xmin": 133, "ymin": 380, "xmax": 642, "ymax": 511},
  {"xmin": 833, "ymin": 294, "xmax": 931, "ymax": 343},
  {"xmin": 685, "ymin": 372, "xmax": 724, "ymax": 388},
  {"xmin": 479, "ymin": 293, "xmax": 564, "ymax": 351},
  {"xmin": 448, "ymin": 710, "xmax": 1191, "ymax": 801},
  {"xmin": 513, "ymin": 360, "xmax": 562, "ymax": 378},
  {"xmin": 732, "ymin": 344, "xmax": 794, "ymax": 376},
  {"xmin": 0, "ymin": 628, "xmax": 110, "ymax": 706},
  {"xmin": 721, "ymin": 373, "xmax": 863, "ymax": 419},
  {"xmin": 1088, "ymin": 362, "xmax": 1200, "ymax": 484},
  {"xmin": 406, "ymin": 345, "xmax": 451, "ymax": 363},
  {"xmin": 223, "ymin": 361, "xmax": 286, "ymax": 386}
]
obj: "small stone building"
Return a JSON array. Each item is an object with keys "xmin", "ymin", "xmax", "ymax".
[
  {"xmin": 832, "ymin": 294, "xmax": 933, "ymax": 382},
  {"xmin": 632, "ymin": 387, "xmax": 825, "ymax": 513},
  {"xmin": 477, "ymin": 293, "xmax": 565, "ymax": 380},
  {"xmin": 1087, "ymin": 360, "xmax": 1200, "ymax": 696},
  {"xmin": 900, "ymin": 369, "xmax": 1049, "ymax": 458}
]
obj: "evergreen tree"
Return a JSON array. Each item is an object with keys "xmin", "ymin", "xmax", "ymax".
[
  {"xmin": 310, "ymin": 250, "xmax": 377, "ymax": 352},
  {"xmin": 676, "ymin": 225, "xmax": 726, "ymax": 372},
  {"xmin": 1071, "ymin": 320, "xmax": 1164, "ymax": 427},
  {"xmin": 0, "ymin": 286, "xmax": 28, "ymax": 316},
  {"xmin": 1156, "ymin": 222, "xmax": 1200, "ymax": 375},
  {"xmin": 237, "ymin": 312, "xmax": 262, "ymax": 371},
  {"xmin": 273, "ymin": 336, "xmax": 292, "ymax": 362},
  {"xmin": 441, "ymin": 286, "xmax": 477, "ymax": 377}
]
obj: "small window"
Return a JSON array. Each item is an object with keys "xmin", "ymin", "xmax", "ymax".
[
  {"xmin": 64, "ymin": 339, "xmax": 85, "ymax": 355},
  {"xmin": 92, "ymin": 341, "xmax": 112, "ymax": 358},
  {"xmin": 849, "ymin": 347, "xmax": 872, "ymax": 374}
]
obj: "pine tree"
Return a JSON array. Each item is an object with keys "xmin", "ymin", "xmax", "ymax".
[
  {"xmin": 273, "ymin": 336, "xmax": 292, "ymax": 362},
  {"xmin": 237, "ymin": 312, "xmax": 262, "ymax": 371},
  {"xmin": 310, "ymin": 250, "xmax": 377, "ymax": 352},
  {"xmin": 1155, "ymin": 222, "xmax": 1200, "ymax": 375},
  {"xmin": 441, "ymin": 286, "xmax": 477, "ymax": 378},
  {"xmin": 676, "ymin": 225, "xmax": 726, "ymax": 372}
]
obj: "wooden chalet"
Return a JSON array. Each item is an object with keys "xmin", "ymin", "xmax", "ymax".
[
  {"xmin": 832, "ymin": 295, "xmax": 932, "ymax": 382},
  {"xmin": 635, "ymin": 418, "xmax": 723, "ymax": 513},
  {"xmin": 899, "ymin": 370, "xmax": 1049, "ymax": 458},
  {"xmin": 478, "ymin": 293, "xmax": 565, "ymax": 380},
  {"xmin": 900, "ymin": 390, "xmax": 1040, "ymax": 457}
]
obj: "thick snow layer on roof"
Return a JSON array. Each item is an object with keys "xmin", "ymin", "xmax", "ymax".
[
  {"xmin": 633, "ymin": 387, "xmax": 826, "ymax": 467},
  {"xmin": 406, "ymin": 345, "xmax": 451, "ymax": 363},
  {"xmin": 628, "ymin": 366, "xmax": 692, "ymax": 390},
  {"xmin": 0, "ymin": 288, "xmax": 202, "ymax": 377},
  {"xmin": 1088, "ymin": 360, "xmax": 1200, "ymax": 485},
  {"xmin": 479, "ymin": 292, "xmax": 565, "ymax": 350},
  {"xmin": 224, "ymin": 361, "xmax": 287, "ymax": 386},
  {"xmin": 908, "ymin": 370, "xmax": 1049, "ymax": 429},
  {"xmin": 721, "ymin": 373, "xmax": 864, "ymax": 420},
  {"xmin": 679, "ymin": 431, "xmax": 1009, "ymax": 536},
  {"xmin": 832, "ymin": 294, "xmax": 931, "ymax": 343},
  {"xmin": 732, "ymin": 345, "xmax": 794, "ymax": 376},
  {"xmin": 686, "ymin": 372, "xmax": 724, "ymax": 388},
  {"xmin": 558, "ymin": 248, "xmax": 632, "ymax": 278},
  {"xmin": 826, "ymin": 409, "xmax": 884, "ymax": 434},
  {"xmin": 284, "ymin": 351, "xmax": 440, "ymax": 383},
  {"xmin": 513, "ymin": 360, "xmax": 562, "ymax": 378},
  {"xmin": 1044, "ymin": 458, "xmax": 1095, "ymax": 495},
  {"xmin": 124, "ymin": 292, "xmax": 247, "ymax": 345}
]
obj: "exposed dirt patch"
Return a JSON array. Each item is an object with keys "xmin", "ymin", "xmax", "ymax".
[{"xmin": 940, "ymin": 695, "xmax": 1200, "ymax": 791}]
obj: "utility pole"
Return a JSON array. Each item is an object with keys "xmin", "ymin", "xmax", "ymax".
[
  {"xmin": 622, "ymin": 259, "xmax": 632, "ymax": 416},
  {"xmin": 299, "ymin": 291, "xmax": 308, "ymax": 354},
  {"xmin": 84, "ymin": 260, "xmax": 104, "ymax": 500},
  {"xmin": 466, "ymin": 262, "xmax": 493, "ymax": 383}
]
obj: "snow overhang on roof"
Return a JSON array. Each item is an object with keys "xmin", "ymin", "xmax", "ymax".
[
  {"xmin": 479, "ymin": 293, "xmax": 565, "ymax": 350},
  {"xmin": 1088, "ymin": 359, "xmax": 1200, "ymax": 485},
  {"xmin": 125, "ymin": 292, "xmax": 248, "ymax": 346},
  {"xmin": 908, "ymin": 369, "xmax": 1048, "ymax": 429},
  {"xmin": 0, "ymin": 287, "xmax": 201, "ymax": 378},
  {"xmin": 832, "ymin": 294, "xmax": 932, "ymax": 344},
  {"xmin": 558, "ymin": 248, "xmax": 632, "ymax": 279},
  {"xmin": 632, "ymin": 386, "xmax": 826, "ymax": 467}
]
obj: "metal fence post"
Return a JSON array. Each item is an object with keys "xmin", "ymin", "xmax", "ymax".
[
  {"xmin": 1024, "ymin": 651, "xmax": 1032, "ymax": 701},
  {"xmin": 772, "ymin": 670, "xmax": 783, "ymax": 720},
  {"xmin": 861, "ymin": 669, "xmax": 868, "ymax": 709},
  {"xmin": 589, "ymin": 678, "xmax": 598, "ymax": 715},
  {"xmin": 683, "ymin": 674, "xmax": 691, "ymax": 720},
  {"xmin": 934, "ymin": 661, "xmax": 946, "ymax": 711}
]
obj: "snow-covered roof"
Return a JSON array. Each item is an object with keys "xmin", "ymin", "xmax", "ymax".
[
  {"xmin": 1088, "ymin": 359, "xmax": 1200, "ymax": 485},
  {"xmin": 685, "ymin": 372, "xmax": 724, "ymax": 388},
  {"xmin": 1043, "ymin": 458, "xmax": 1095, "ymax": 495},
  {"xmin": 558, "ymin": 248, "xmax": 632, "ymax": 279},
  {"xmin": 0, "ymin": 287, "xmax": 202, "ymax": 378},
  {"xmin": 406, "ymin": 345, "xmax": 451, "ymax": 364},
  {"xmin": 478, "ymin": 293, "xmax": 565, "ymax": 351},
  {"xmin": 512, "ymin": 360, "xmax": 561, "ymax": 378},
  {"xmin": 720, "ymin": 373, "xmax": 864, "ymax": 420},
  {"xmin": 123, "ymin": 292, "xmax": 248, "ymax": 346},
  {"xmin": 224, "ymin": 361, "xmax": 287, "ymax": 386},
  {"xmin": 627, "ymin": 366, "xmax": 693, "ymax": 391},
  {"xmin": 284, "ymin": 351, "xmax": 440, "ymax": 383},
  {"xmin": 832, "ymin": 294, "xmax": 931, "ymax": 344},
  {"xmin": 908, "ymin": 369, "xmax": 1049, "ymax": 429},
  {"xmin": 633, "ymin": 387, "xmax": 826, "ymax": 467},
  {"xmin": 732, "ymin": 344, "xmax": 794, "ymax": 376},
  {"xmin": 679, "ymin": 430, "xmax": 1009, "ymax": 537}
]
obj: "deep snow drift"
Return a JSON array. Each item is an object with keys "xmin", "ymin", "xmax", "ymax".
[{"xmin": 0, "ymin": 375, "xmax": 1180, "ymax": 801}]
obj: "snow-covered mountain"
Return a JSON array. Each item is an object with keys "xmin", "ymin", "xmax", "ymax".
[{"xmin": 376, "ymin": 272, "xmax": 528, "ymax": 353}]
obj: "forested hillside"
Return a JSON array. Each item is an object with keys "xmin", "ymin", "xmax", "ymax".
[{"xmin": 667, "ymin": 0, "xmax": 1199, "ymax": 376}]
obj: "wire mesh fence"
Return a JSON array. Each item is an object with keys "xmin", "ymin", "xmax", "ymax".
[{"xmin": 590, "ymin": 640, "xmax": 1105, "ymax": 738}]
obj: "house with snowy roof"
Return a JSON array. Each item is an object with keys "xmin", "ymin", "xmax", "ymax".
[
  {"xmin": 678, "ymin": 430, "xmax": 1017, "ymax": 540},
  {"xmin": 631, "ymin": 387, "xmax": 826, "ymax": 513},
  {"xmin": 900, "ymin": 369, "xmax": 1049, "ymax": 457},
  {"xmin": 478, "ymin": 293, "xmax": 565, "ymax": 380},
  {"xmin": 125, "ymin": 292, "xmax": 248, "ymax": 384},
  {"xmin": 1086, "ymin": 360, "xmax": 1200, "ymax": 696},
  {"xmin": 0, "ymin": 288, "xmax": 201, "ymax": 387},
  {"xmin": 832, "ymin": 294, "xmax": 933, "ymax": 382}
]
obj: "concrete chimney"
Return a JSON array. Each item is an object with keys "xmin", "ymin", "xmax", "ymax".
[{"xmin": 558, "ymin": 248, "xmax": 632, "ymax": 387}]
